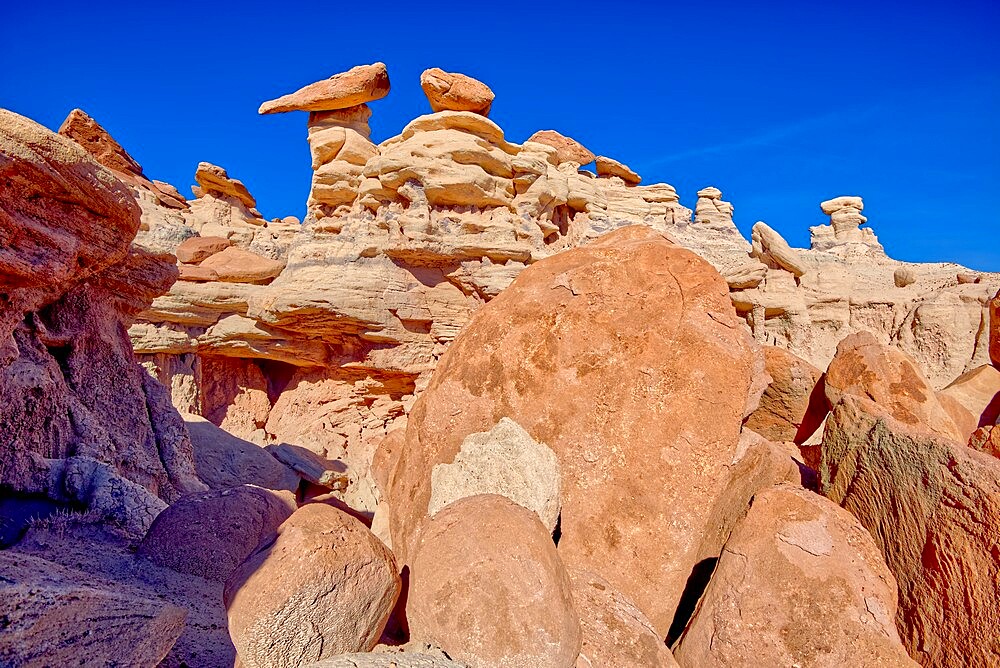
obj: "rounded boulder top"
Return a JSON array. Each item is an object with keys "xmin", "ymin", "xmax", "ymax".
[{"xmin": 419, "ymin": 67, "xmax": 494, "ymax": 116}]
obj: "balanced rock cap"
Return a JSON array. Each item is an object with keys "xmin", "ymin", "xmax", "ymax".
[
  {"xmin": 193, "ymin": 162, "xmax": 256, "ymax": 208},
  {"xmin": 595, "ymin": 156, "xmax": 641, "ymax": 185},
  {"xmin": 259, "ymin": 62, "xmax": 390, "ymax": 115},
  {"xmin": 820, "ymin": 195, "xmax": 864, "ymax": 214},
  {"xmin": 526, "ymin": 129, "xmax": 595, "ymax": 165},
  {"xmin": 420, "ymin": 67, "xmax": 495, "ymax": 116}
]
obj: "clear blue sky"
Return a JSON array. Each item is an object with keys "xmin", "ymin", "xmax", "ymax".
[{"xmin": 3, "ymin": 0, "xmax": 998, "ymax": 269}]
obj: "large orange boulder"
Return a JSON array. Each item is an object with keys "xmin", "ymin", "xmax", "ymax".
[
  {"xmin": 224, "ymin": 503, "xmax": 400, "ymax": 668},
  {"xmin": 525, "ymin": 129, "xmax": 595, "ymax": 165},
  {"xmin": 174, "ymin": 235, "xmax": 232, "ymax": 264},
  {"xmin": 745, "ymin": 346, "xmax": 826, "ymax": 443},
  {"xmin": 386, "ymin": 225, "xmax": 763, "ymax": 635},
  {"xmin": 938, "ymin": 363, "xmax": 1000, "ymax": 434},
  {"xmin": 824, "ymin": 332, "xmax": 965, "ymax": 442},
  {"xmin": 407, "ymin": 494, "xmax": 580, "ymax": 668},
  {"xmin": 674, "ymin": 484, "xmax": 916, "ymax": 667},
  {"xmin": 570, "ymin": 569, "xmax": 679, "ymax": 668},
  {"xmin": 819, "ymin": 394, "xmax": 1000, "ymax": 666},
  {"xmin": 199, "ymin": 246, "xmax": 284, "ymax": 283}
]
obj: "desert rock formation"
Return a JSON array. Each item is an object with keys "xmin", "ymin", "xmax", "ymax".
[{"xmin": 2, "ymin": 58, "xmax": 999, "ymax": 668}]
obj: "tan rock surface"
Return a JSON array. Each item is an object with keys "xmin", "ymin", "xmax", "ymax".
[
  {"xmin": 818, "ymin": 395, "xmax": 1000, "ymax": 667},
  {"xmin": 675, "ymin": 484, "xmax": 916, "ymax": 667},
  {"xmin": 259, "ymin": 63, "xmax": 390, "ymax": 114},
  {"xmin": 193, "ymin": 162, "xmax": 256, "ymax": 208},
  {"xmin": 745, "ymin": 346, "xmax": 826, "ymax": 443},
  {"xmin": 938, "ymin": 363, "xmax": 1000, "ymax": 432},
  {"xmin": 408, "ymin": 494, "xmax": 581, "ymax": 668},
  {"xmin": 225, "ymin": 503, "xmax": 400, "ymax": 668},
  {"xmin": 420, "ymin": 67, "xmax": 494, "ymax": 115},
  {"xmin": 427, "ymin": 417, "xmax": 561, "ymax": 533},
  {"xmin": 570, "ymin": 569, "xmax": 679, "ymax": 668},
  {"xmin": 894, "ymin": 266, "xmax": 916, "ymax": 287},
  {"xmin": 751, "ymin": 220, "xmax": 806, "ymax": 276},
  {"xmin": 595, "ymin": 155, "xmax": 641, "ymax": 185},
  {"xmin": 969, "ymin": 424, "xmax": 1000, "ymax": 458},
  {"xmin": 387, "ymin": 226, "xmax": 762, "ymax": 635}
]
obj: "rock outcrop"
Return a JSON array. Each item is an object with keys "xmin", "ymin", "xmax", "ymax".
[
  {"xmin": 811, "ymin": 195, "xmax": 884, "ymax": 256},
  {"xmin": 818, "ymin": 395, "xmax": 1000, "ymax": 667},
  {"xmin": 259, "ymin": 62, "xmax": 391, "ymax": 114},
  {"xmin": 744, "ymin": 346, "xmax": 826, "ymax": 443},
  {"xmin": 823, "ymin": 332, "xmax": 966, "ymax": 443},
  {"xmin": 0, "ymin": 551, "xmax": 186, "ymax": 666},
  {"xmin": 108, "ymin": 65, "xmax": 997, "ymax": 523},
  {"xmin": 526, "ymin": 129, "xmax": 595, "ymax": 165},
  {"xmin": 0, "ymin": 108, "xmax": 204, "ymax": 535}
]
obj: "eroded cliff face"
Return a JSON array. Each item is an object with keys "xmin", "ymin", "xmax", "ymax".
[
  {"xmin": 0, "ymin": 110, "xmax": 204, "ymax": 537},
  {"xmin": 47, "ymin": 66, "xmax": 996, "ymax": 513}
]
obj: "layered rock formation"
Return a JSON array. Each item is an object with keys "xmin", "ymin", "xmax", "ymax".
[
  {"xmin": 69, "ymin": 62, "xmax": 990, "ymax": 527},
  {"xmin": 0, "ymin": 109, "xmax": 205, "ymax": 536},
  {"xmin": 6, "ymin": 60, "xmax": 998, "ymax": 667}
]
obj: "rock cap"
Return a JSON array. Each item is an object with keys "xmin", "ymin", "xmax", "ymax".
[
  {"xmin": 820, "ymin": 195, "xmax": 864, "ymax": 214},
  {"xmin": 420, "ymin": 68, "xmax": 494, "ymax": 116},
  {"xmin": 259, "ymin": 63, "xmax": 390, "ymax": 114},
  {"xmin": 193, "ymin": 162, "xmax": 256, "ymax": 208},
  {"xmin": 595, "ymin": 156, "xmax": 641, "ymax": 185}
]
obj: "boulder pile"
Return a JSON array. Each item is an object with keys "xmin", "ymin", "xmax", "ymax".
[{"xmin": 1, "ymin": 60, "xmax": 998, "ymax": 667}]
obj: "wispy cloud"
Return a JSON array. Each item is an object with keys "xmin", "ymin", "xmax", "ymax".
[{"xmin": 634, "ymin": 105, "xmax": 883, "ymax": 171}]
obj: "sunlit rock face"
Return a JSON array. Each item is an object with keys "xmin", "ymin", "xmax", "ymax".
[{"xmin": 45, "ymin": 64, "xmax": 990, "ymax": 518}]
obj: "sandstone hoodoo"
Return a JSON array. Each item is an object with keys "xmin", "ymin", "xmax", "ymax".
[{"xmin": 2, "ymin": 43, "xmax": 999, "ymax": 668}]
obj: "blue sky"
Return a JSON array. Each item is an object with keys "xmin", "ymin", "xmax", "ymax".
[{"xmin": 2, "ymin": 0, "xmax": 998, "ymax": 269}]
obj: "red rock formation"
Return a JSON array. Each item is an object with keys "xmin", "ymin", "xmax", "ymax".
[
  {"xmin": 675, "ymin": 484, "xmax": 916, "ymax": 667},
  {"xmin": 745, "ymin": 345, "xmax": 826, "ymax": 443},
  {"xmin": 0, "ymin": 109, "xmax": 204, "ymax": 535},
  {"xmin": 824, "ymin": 332, "xmax": 966, "ymax": 442},
  {"xmin": 818, "ymin": 394, "xmax": 1000, "ymax": 666}
]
